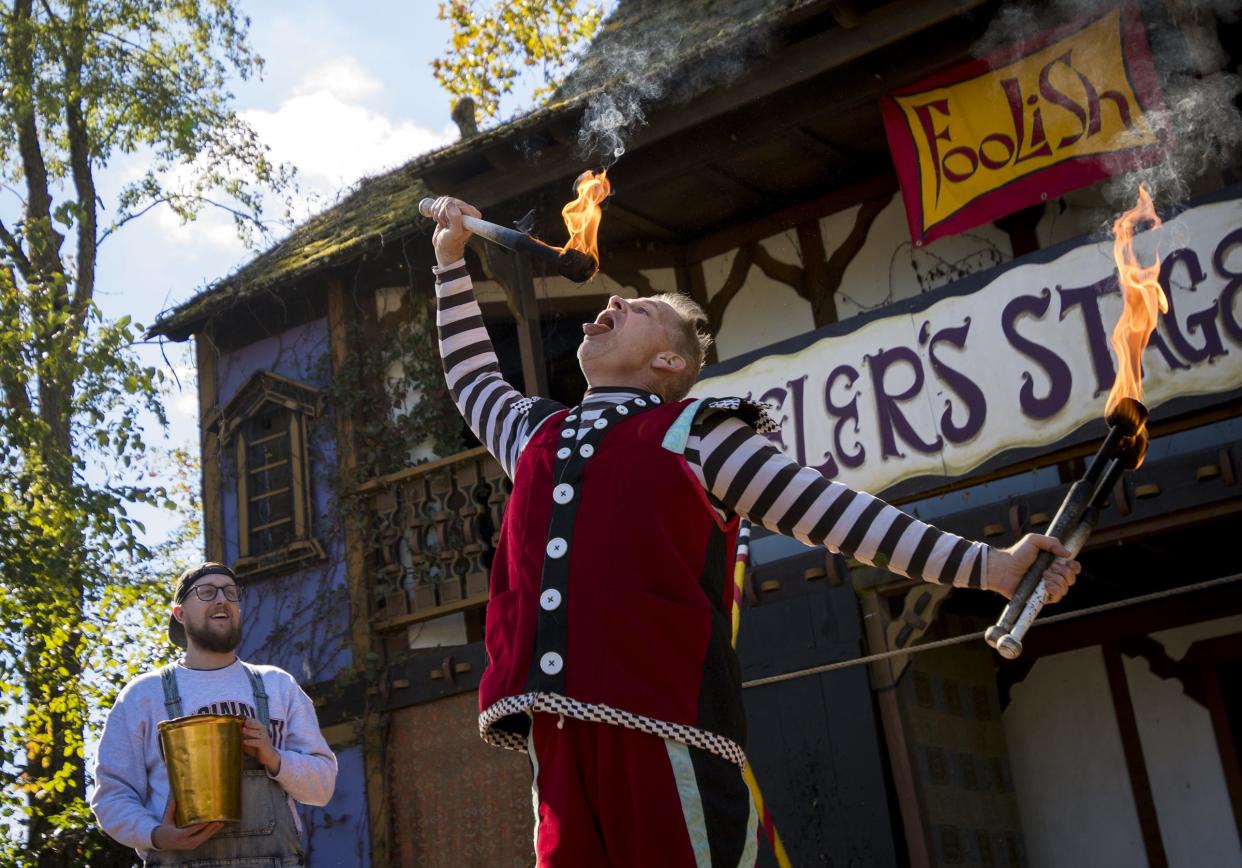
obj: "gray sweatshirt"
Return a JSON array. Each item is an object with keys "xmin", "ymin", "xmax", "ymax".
[{"xmin": 90, "ymin": 659, "xmax": 337, "ymax": 858}]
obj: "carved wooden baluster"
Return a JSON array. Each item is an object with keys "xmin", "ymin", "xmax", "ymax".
[
  {"xmin": 404, "ymin": 474, "xmax": 437, "ymax": 610},
  {"xmin": 483, "ymin": 455, "xmax": 510, "ymax": 549},
  {"xmin": 425, "ymin": 469, "xmax": 458, "ymax": 606},
  {"xmin": 372, "ymin": 487, "xmax": 406, "ymax": 617},
  {"xmin": 436, "ymin": 468, "xmax": 467, "ymax": 605},
  {"xmin": 453, "ymin": 456, "xmax": 490, "ymax": 598}
]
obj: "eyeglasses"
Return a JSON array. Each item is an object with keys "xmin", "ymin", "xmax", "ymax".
[{"xmin": 191, "ymin": 584, "xmax": 243, "ymax": 603}]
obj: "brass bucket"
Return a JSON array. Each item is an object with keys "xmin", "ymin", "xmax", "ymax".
[{"xmin": 158, "ymin": 714, "xmax": 244, "ymax": 826}]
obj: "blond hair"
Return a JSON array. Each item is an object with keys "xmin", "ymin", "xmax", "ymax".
[{"xmin": 650, "ymin": 292, "xmax": 713, "ymax": 401}]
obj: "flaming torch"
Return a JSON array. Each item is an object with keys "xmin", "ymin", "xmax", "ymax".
[
  {"xmin": 418, "ymin": 170, "xmax": 610, "ymax": 282},
  {"xmin": 986, "ymin": 185, "xmax": 1166, "ymax": 660}
]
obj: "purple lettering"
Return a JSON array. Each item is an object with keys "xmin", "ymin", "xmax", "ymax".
[
  {"xmin": 824, "ymin": 364, "xmax": 863, "ymax": 470},
  {"xmin": 912, "ymin": 99, "xmax": 953, "ymax": 203},
  {"xmin": 920, "ymin": 318, "xmax": 986, "ymax": 444},
  {"xmin": 1002, "ymin": 289, "xmax": 1073, "ymax": 419},
  {"xmin": 1058, "ymin": 278, "xmax": 1118, "ymax": 397},
  {"xmin": 1214, "ymin": 227, "xmax": 1242, "ymax": 343},
  {"xmin": 1038, "ymin": 51, "xmax": 1088, "ymax": 149},
  {"xmin": 1159, "ymin": 248, "xmax": 1226, "ymax": 364},
  {"xmin": 866, "ymin": 346, "xmax": 943, "ymax": 459}
]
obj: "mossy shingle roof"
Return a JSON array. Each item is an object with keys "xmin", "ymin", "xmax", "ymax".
[{"xmin": 150, "ymin": 0, "xmax": 812, "ymax": 339}]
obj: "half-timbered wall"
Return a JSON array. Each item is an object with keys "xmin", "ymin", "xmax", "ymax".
[
  {"xmin": 1004, "ymin": 616, "xmax": 1242, "ymax": 868},
  {"xmin": 206, "ymin": 316, "xmax": 371, "ymax": 866}
]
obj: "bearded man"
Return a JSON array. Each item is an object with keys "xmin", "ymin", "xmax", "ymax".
[
  {"xmin": 91, "ymin": 562, "xmax": 337, "ymax": 866},
  {"xmin": 428, "ymin": 198, "xmax": 1079, "ymax": 866}
]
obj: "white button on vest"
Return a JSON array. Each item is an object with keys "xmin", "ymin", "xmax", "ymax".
[
  {"xmin": 579, "ymin": 443, "xmax": 595, "ymax": 458},
  {"xmin": 616, "ymin": 405, "xmax": 629, "ymax": 415},
  {"xmin": 557, "ymin": 447, "xmax": 572, "ymax": 459},
  {"xmin": 649, "ymin": 394, "xmax": 661, "ymax": 403},
  {"xmin": 553, "ymin": 484, "xmax": 574, "ymax": 504},
  {"xmin": 635, "ymin": 398, "xmax": 647, "ymax": 407},
  {"xmin": 546, "ymin": 537, "xmax": 568, "ymax": 558},
  {"xmin": 565, "ymin": 414, "xmax": 577, "ymax": 422},
  {"xmin": 540, "ymin": 652, "xmax": 563, "ymax": 675},
  {"xmin": 561, "ymin": 428, "xmax": 574, "ymax": 439},
  {"xmin": 593, "ymin": 418, "xmax": 608, "ymax": 430},
  {"xmin": 540, "ymin": 589, "xmax": 562, "ymax": 611}
]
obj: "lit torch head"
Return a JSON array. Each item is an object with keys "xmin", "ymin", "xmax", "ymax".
[
  {"xmin": 1105, "ymin": 185, "xmax": 1168, "ymax": 469},
  {"xmin": 558, "ymin": 169, "xmax": 611, "ymax": 282}
]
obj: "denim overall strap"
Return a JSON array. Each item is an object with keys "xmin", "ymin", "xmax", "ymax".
[
  {"xmin": 146, "ymin": 660, "xmax": 304, "ymax": 867},
  {"xmin": 241, "ymin": 663, "xmax": 270, "ymax": 728},
  {"xmin": 159, "ymin": 665, "xmax": 184, "ymax": 720}
]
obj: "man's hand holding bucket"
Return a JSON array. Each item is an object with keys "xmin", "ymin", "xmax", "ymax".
[
  {"xmin": 242, "ymin": 717, "xmax": 282, "ymax": 776},
  {"xmin": 151, "ymin": 800, "xmax": 223, "ymax": 850}
]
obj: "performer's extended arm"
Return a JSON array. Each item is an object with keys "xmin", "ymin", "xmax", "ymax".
[
  {"xmin": 688, "ymin": 410, "xmax": 986, "ymax": 587},
  {"xmin": 430, "ymin": 198, "xmax": 558, "ymax": 478}
]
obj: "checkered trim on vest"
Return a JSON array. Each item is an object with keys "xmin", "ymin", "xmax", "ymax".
[
  {"xmin": 480, "ymin": 693, "xmax": 748, "ymax": 768},
  {"xmin": 702, "ymin": 397, "xmax": 780, "ymax": 434}
]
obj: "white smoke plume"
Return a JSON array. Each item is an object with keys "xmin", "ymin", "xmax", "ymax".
[
  {"xmin": 570, "ymin": 26, "xmax": 769, "ymax": 167},
  {"xmin": 974, "ymin": 0, "xmax": 1242, "ymax": 208}
]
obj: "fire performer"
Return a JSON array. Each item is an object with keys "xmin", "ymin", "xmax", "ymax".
[
  {"xmin": 91, "ymin": 563, "xmax": 337, "ymax": 866},
  {"xmin": 428, "ymin": 197, "xmax": 1079, "ymax": 865}
]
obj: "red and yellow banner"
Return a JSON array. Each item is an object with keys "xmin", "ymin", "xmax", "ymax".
[{"xmin": 881, "ymin": 2, "xmax": 1165, "ymax": 246}]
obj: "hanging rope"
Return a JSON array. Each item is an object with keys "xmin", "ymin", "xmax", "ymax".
[{"xmin": 742, "ymin": 571, "xmax": 1242, "ymax": 690}]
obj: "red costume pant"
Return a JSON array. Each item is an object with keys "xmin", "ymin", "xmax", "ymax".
[{"xmin": 526, "ymin": 712, "xmax": 759, "ymax": 867}]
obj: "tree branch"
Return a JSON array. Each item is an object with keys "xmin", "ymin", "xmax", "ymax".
[
  {"xmin": 64, "ymin": 1, "xmax": 97, "ymax": 320},
  {"xmin": 0, "ymin": 218, "xmax": 32, "ymax": 279},
  {"xmin": 0, "ymin": 264, "xmax": 33, "ymax": 420},
  {"xmin": 10, "ymin": 0, "xmax": 64, "ymax": 278}
]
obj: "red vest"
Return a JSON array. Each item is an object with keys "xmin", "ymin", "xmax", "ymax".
[{"xmin": 479, "ymin": 396, "xmax": 747, "ymax": 760}]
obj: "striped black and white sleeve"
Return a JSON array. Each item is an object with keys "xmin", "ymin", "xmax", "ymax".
[
  {"xmin": 685, "ymin": 410, "xmax": 989, "ymax": 588},
  {"xmin": 434, "ymin": 260, "xmax": 561, "ymax": 478}
]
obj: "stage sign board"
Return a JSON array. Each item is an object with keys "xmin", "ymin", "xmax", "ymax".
[
  {"xmin": 693, "ymin": 189, "xmax": 1242, "ymax": 498},
  {"xmin": 881, "ymin": 2, "xmax": 1165, "ymax": 246}
]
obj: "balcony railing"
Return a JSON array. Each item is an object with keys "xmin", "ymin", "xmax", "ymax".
[{"xmin": 358, "ymin": 447, "xmax": 511, "ymax": 630}]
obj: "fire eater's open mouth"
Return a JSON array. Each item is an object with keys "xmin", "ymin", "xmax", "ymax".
[{"xmin": 582, "ymin": 310, "xmax": 616, "ymax": 336}]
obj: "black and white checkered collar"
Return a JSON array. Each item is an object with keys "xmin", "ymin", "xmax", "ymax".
[{"xmin": 554, "ymin": 391, "xmax": 665, "ymax": 472}]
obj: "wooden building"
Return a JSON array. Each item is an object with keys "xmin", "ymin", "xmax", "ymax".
[{"xmin": 150, "ymin": 1, "xmax": 1242, "ymax": 865}]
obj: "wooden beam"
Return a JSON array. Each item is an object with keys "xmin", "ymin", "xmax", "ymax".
[
  {"xmin": 827, "ymin": 0, "xmax": 862, "ymax": 28},
  {"xmin": 688, "ymin": 173, "xmax": 897, "ymax": 263},
  {"xmin": 788, "ymin": 125, "xmax": 851, "ymax": 163},
  {"xmin": 606, "ymin": 200, "xmax": 682, "ymax": 242},
  {"xmin": 1201, "ymin": 666, "xmax": 1242, "ymax": 849},
  {"xmin": 446, "ymin": 0, "xmax": 989, "ymax": 210},
  {"xmin": 1102, "ymin": 644, "xmax": 1169, "ymax": 868},
  {"xmin": 700, "ymin": 163, "xmax": 771, "ymax": 204},
  {"xmin": 196, "ymin": 331, "xmax": 225, "ymax": 562},
  {"xmin": 876, "ymin": 687, "xmax": 933, "ymax": 868},
  {"xmin": 513, "ymin": 253, "xmax": 550, "ymax": 396},
  {"xmin": 325, "ymin": 279, "xmax": 391, "ymax": 868}
]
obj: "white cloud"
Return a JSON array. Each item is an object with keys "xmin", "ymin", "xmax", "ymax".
[
  {"xmin": 141, "ymin": 55, "xmax": 457, "ymax": 249},
  {"xmin": 292, "ymin": 56, "xmax": 382, "ymax": 102},
  {"xmin": 153, "ymin": 200, "xmax": 249, "ymax": 257},
  {"xmin": 243, "ymin": 56, "xmax": 457, "ymax": 213}
]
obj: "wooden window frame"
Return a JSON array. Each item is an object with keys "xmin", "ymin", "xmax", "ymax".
[{"xmin": 217, "ymin": 370, "xmax": 326, "ymax": 578}]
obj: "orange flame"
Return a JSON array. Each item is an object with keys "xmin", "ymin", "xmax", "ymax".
[
  {"xmin": 1105, "ymin": 184, "xmax": 1168, "ymax": 423},
  {"xmin": 561, "ymin": 169, "xmax": 611, "ymax": 263}
]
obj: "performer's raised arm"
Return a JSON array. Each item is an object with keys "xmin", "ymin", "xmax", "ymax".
[
  {"xmin": 429, "ymin": 197, "xmax": 563, "ymax": 478},
  {"xmin": 687, "ymin": 411, "xmax": 991, "ymax": 587}
]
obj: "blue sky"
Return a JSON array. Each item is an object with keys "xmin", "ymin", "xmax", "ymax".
[{"xmin": 90, "ymin": 2, "xmax": 559, "ymax": 546}]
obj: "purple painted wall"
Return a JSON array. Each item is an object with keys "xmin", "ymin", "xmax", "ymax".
[{"xmin": 213, "ymin": 317, "xmax": 370, "ymax": 867}]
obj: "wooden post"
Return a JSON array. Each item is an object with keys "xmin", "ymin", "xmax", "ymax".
[
  {"xmin": 1102, "ymin": 644, "xmax": 1169, "ymax": 868},
  {"xmin": 325, "ymin": 279, "xmax": 391, "ymax": 868},
  {"xmin": 511, "ymin": 251, "xmax": 549, "ymax": 397},
  {"xmin": 196, "ymin": 331, "xmax": 225, "ymax": 562}
]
